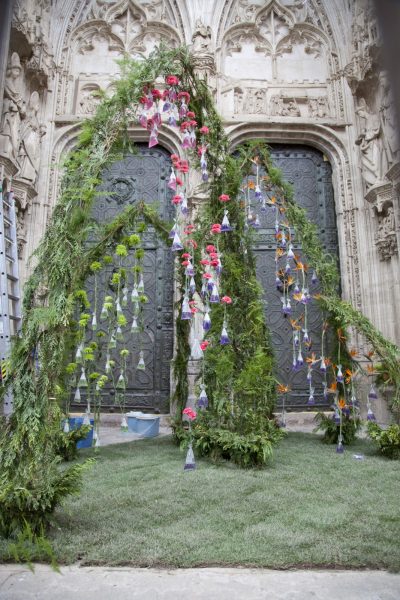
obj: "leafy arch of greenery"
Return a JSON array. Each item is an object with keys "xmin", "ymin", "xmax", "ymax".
[{"xmin": 1, "ymin": 46, "xmax": 399, "ymax": 536}]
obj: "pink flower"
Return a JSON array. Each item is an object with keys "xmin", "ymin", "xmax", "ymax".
[
  {"xmin": 203, "ymin": 273, "xmax": 212, "ymax": 279},
  {"xmin": 172, "ymin": 195, "xmax": 182, "ymax": 204},
  {"xmin": 178, "ymin": 91, "xmax": 190, "ymax": 103},
  {"xmin": 166, "ymin": 75, "xmax": 179, "ymax": 86},
  {"xmin": 183, "ymin": 407, "xmax": 197, "ymax": 420},
  {"xmin": 180, "ymin": 121, "xmax": 192, "ymax": 132},
  {"xmin": 206, "ymin": 245, "xmax": 216, "ymax": 253},
  {"xmin": 187, "ymin": 239, "xmax": 198, "ymax": 249},
  {"xmin": 210, "ymin": 259, "xmax": 219, "ymax": 267},
  {"xmin": 151, "ymin": 89, "xmax": 162, "ymax": 99},
  {"xmin": 199, "ymin": 126, "xmax": 209, "ymax": 135},
  {"xmin": 187, "ymin": 111, "xmax": 196, "ymax": 118},
  {"xmin": 181, "ymin": 260, "xmax": 189, "ymax": 266},
  {"xmin": 219, "ymin": 194, "xmax": 230, "ymax": 202},
  {"xmin": 181, "ymin": 253, "xmax": 192, "ymax": 259},
  {"xmin": 176, "ymin": 177, "xmax": 183, "ymax": 186},
  {"xmin": 221, "ymin": 296, "xmax": 232, "ymax": 304},
  {"xmin": 200, "ymin": 259, "xmax": 210, "ymax": 265},
  {"xmin": 200, "ymin": 341, "xmax": 209, "ymax": 351},
  {"xmin": 171, "ymin": 154, "xmax": 180, "ymax": 162},
  {"xmin": 211, "ymin": 224, "xmax": 221, "ymax": 234}
]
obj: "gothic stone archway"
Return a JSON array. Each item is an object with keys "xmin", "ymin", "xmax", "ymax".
[
  {"xmin": 79, "ymin": 145, "xmax": 175, "ymax": 413},
  {"xmin": 252, "ymin": 144, "xmax": 339, "ymax": 409}
]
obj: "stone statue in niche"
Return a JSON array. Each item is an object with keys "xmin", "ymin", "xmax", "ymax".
[
  {"xmin": 317, "ymin": 97, "xmax": 329, "ymax": 118},
  {"xmin": 285, "ymin": 100, "xmax": 301, "ymax": 117},
  {"xmin": 234, "ymin": 89, "xmax": 244, "ymax": 114},
  {"xmin": 355, "ymin": 99, "xmax": 387, "ymax": 189},
  {"xmin": 79, "ymin": 88, "xmax": 101, "ymax": 115},
  {"xmin": 244, "ymin": 89, "xmax": 255, "ymax": 113},
  {"xmin": 17, "ymin": 91, "xmax": 45, "ymax": 185},
  {"xmin": 254, "ymin": 89, "xmax": 266, "ymax": 114},
  {"xmin": 379, "ymin": 71, "xmax": 399, "ymax": 166},
  {"xmin": 192, "ymin": 19, "xmax": 212, "ymax": 53},
  {"xmin": 0, "ymin": 53, "xmax": 26, "ymax": 162},
  {"xmin": 375, "ymin": 206, "xmax": 397, "ymax": 260},
  {"xmin": 270, "ymin": 94, "xmax": 285, "ymax": 116},
  {"xmin": 308, "ymin": 98, "xmax": 318, "ymax": 118}
]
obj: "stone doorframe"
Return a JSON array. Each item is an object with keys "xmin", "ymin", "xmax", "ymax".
[{"xmin": 42, "ymin": 121, "xmax": 361, "ymax": 412}]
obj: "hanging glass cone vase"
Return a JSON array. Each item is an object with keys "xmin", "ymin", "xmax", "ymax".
[
  {"xmin": 303, "ymin": 330, "xmax": 310, "ymax": 343},
  {"xmin": 220, "ymin": 323, "xmax": 230, "ymax": 345},
  {"xmin": 320, "ymin": 357, "xmax": 327, "ymax": 372},
  {"xmin": 287, "ymin": 244, "xmax": 295, "ymax": 259},
  {"xmin": 306, "ymin": 368, "xmax": 312, "ymax": 382},
  {"xmin": 122, "ymin": 287, "xmax": 128, "ymax": 307},
  {"xmin": 83, "ymin": 410, "xmax": 91, "ymax": 426},
  {"xmin": 168, "ymin": 168, "xmax": 177, "ymax": 190},
  {"xmin": 169, "ymin": 221, "xmax": 177, "ymax": 239},
  {"xmin": 131, "ymin": 317, "xmax": 140, "ymax": 333},
  {"xmin": 75, "ymin": 343, "xmax": 83, "ymax": 363},
  {"xmin": 116, "ymin": 299, "xmax": 123, "ymax": 316},
  {"xmin": 171, "ymin": 231, "xmax": 183, "ymax": 251},
  {"xmin": 138, "ymin": 276, "xmax": 144, "ymax": 293},
  {"xmin": 207, "ymin": 278, "xmax": 214, "ymax": 293},
  {"xmin": 311, "ymin": 270, "xmax": 318, "ymax": 284},
  {"xmin": 336, "ymin": 436, "xmax": 344, "ymax": 454},
  {"xmin": 120, "ymin": 416, "xmax": 128, "ymax": 432},
  {"xmin": 63, "ymin": 419, "xmax": 70, "ymax": 433},
  {"xmin": 255, "ymin": 184, "xmax": 262, "ymax": 200},
  {"xmin": 184, "ymin": 442, "xmax": 196, "ymax": 471},
  {"xmin": 252, "ymin": 214, "xmax": 260, "ymax": 229},
  {"xmin": 334, "ymin": 410, "xmax": 341, "ymax": 425},
  {"xmin": 100, "ymin": 306, "xmax": 108, "ymax": 321},
  {"xmin": 190, "ymin": 338, "xmax": 203, "ymax": 360},
  {"xmin": 116, "ymin": 326, "xmax": 124, "ymax": 341},
  {"xmin": 116, "ymin": 372, "xmax": 125, "ymax": 390},
  {"xmin": 308, "ymin": 388, "xmax": 315, "ymax": 405},
  {"xmin": 221, "ymin": 210, "xmax": 232, "ymax": 232},
  {"xmin": 280, "ymin": 409, "xmax": 287, "ymax": 428},
  {"xmin": 185, "ymin": 260, "xmax": 195, "ymax": 277},
  {"xmin": 283, "ymin": 299, "xmax": 291, "ymax": 315},
  {"xmin": 368, "ymin": 384, "xmax": 378, "ymax": 400},
  {"xmin": 138, "ymin": 113, "xmax": 148, "ymax": 128},
  {"xmin": 181, "ymin": 132, "xmax": 191, "ymax": 149},
  {"xmin": 95, "ymin": 435, "xmax": 101, "ymax": 448},
  {"xmin": 294, "ymin": 332, "xmax": 300, "ymax": 347},
  {"xmin": 109, "ymin": 334, "xmax": 117, "ymax": 349},
  {"xmin": 137, "ymin": 350, "xmax": 145, "ymax": 371},
  {"xmin": 336, "ymin": 365, "xmax": 344, "ymax": 383},
  {"xmin": 74, "ymin": 387, "xmax": 81, "ymax": 403},
  {"xmin": 168, "ymin": 114, "xmax": 177, "ymax": 127},
  {"xmin": 148, "ymin": 128, "xmax": 158, "ymax": 148},
  {"xmin": 131, "ymin": 285, "xmax": 139, "ymax": 302},
  {"xmin": 294, "ymin": 282, "xmax": 300, "ymax": 294},
  {"xmin": 297, "ymin": 349, "xmax": 304, "ymax": 366},
  {"xmin": 181, "ymin": 295, "xmax": 192, "ymax": 320},
  {"xmin": 203, "ymin": 311, "xmax": 211, "ymax": 331},
  {"xmin": 181, "ymin": 197, "xmax": 189, "ymax": 217},
  {"xmin": 215, "ymin": 259, "xmax": 223, "ymax": 275},
  {"xmin": 189, "ymin": 277, "xmax": 196, "ymax": 295},
  {"xmin": 367, "ymin": 407, "xmax": 376, "ymax": 421},
  {"xmin": 209, "ymin": 283, "xmax": 220, "ymax": 303},
  {"xmin": 91, "ymin": 313, "xmax": 97, "ymax": 331},
  {"xmin": 105, "ymin": 354, "xmax": 111, "ymax": 373},
  {"xmin": 78, "ymin": 368, "xmax": 88, "ymax": 388},
  {"xmin": 198, "ymin": 385, "xmax": 208, "ymax": 409}
]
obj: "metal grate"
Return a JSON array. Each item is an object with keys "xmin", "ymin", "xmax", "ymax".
[{"xmin": 0, "ymin": 183, "xmax": 21, "ymax": 415}]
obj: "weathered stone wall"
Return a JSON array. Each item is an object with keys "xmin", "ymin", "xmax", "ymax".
[{"xmin": 0, "ymin": 0, "xmax": 399, "ymax": 345}]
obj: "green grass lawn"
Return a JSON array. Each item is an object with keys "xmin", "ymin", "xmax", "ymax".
[{"xmin": 3, "ymin": 433, "xmax": 400, "ymax": 569}]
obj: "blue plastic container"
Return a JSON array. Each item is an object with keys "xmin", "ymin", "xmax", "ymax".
[
  {"xmin": 68, "ymin": 417, "xmax": 94, "ymax": 449},
  {"xmin": 126, "ymin": 412, "xmax": 160, "ymax": 438}
]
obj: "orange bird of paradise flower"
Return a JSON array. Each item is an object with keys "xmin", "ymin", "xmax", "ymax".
[
  {"xmin": 277, "ymin": 383, "xmax": 291, "ymax": 394},
  {"xmin": 338, "ymin": 397, "xmax": 346, "ymax": 410}
]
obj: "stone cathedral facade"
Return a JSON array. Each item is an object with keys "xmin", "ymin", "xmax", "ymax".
[{"xmin": 1, "ymin": 0, "xmax": 399, "ymax": 352}]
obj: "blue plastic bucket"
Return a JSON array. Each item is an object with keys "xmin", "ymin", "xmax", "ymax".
[
  {"xmin": 68, "ymin": 417, "xmax": 94, "ymax": 449},
  {"xmin": 126, "ymin": 412, "xmax": 160, "ymax": 438}
]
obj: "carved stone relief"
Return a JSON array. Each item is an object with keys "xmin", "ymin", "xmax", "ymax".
[
  {"xmin": 0, "ymin": 53, "xmax": 26, "ymax": 163},
  {"xmin": 375, "ymin": 206, "xmax": 398, "ymax": 261}
]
